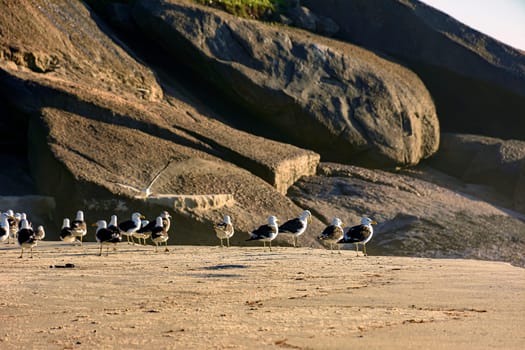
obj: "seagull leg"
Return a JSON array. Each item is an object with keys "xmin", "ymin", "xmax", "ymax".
[
  {"xmin": 355, "ymin": 243, "xmax": 359, "ymax": 257},
  {"xmin": 164, "ymin": 241, "xmax": 169, "ymax": 252},
  {"xmin": 30, "ymin": 247, "xmax": 33, "ymax": 259},
  {"xmin": 106, "ymin": 246, "xmax": 110, "ymax": 256},
  {"xmin": 99, "ymin": 244, "xmax": 103, "ymax": 256},
  {"xmin": 19, "ymin": 248, "xmax": 23, "ymax": 258},
  {"xmin": 269, "ymin": 240, "xmax": 272, "ymax": 252},
  {"xmin": 363, "ymin": 244, "xmax": 368, "ymax": 257},
  {"xmin": 220, "ymin": 238, "xmax": 224, "ymax": 248},
  {"xmin": 155, "ymin": 242, "xmax": 158, "ymax": 253},
  {"xmin": 227, "ymin": 238, "xmax": 230, "ymax": 247}
]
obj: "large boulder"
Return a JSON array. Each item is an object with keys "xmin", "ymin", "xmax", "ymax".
[
  {"xmin": 289, "ymin": 163, "xmax": 525, "ymax": 266},
  {"xmin": 427, "ymin": 133, "xmax": 525, "ymax": 210},
  {"xmin": 132, "ymin": 0, "xmax": 439, "ymax": 168},
  {"xmin": 302, "ymin": 0, "xmax": 525, "ymax": 141}
]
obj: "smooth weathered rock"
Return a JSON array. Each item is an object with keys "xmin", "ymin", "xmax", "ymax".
[
  {"xmin": 26, "ymin": 106, "xmax": 325, "ymax": 244},
  {"xmin": 427, "ymin": 133, "xmax": 525, "ymax": 202},
  {"xmin": 133, "ymin": 0, "xmax": 439, "ymax": 167},
  {"xmin": 289, "ymin": 163, "xmax": 525, "ymax": 266},
  {"xmin": 302, "ymin": 0, "xmax": 525, "ymax": 141}
]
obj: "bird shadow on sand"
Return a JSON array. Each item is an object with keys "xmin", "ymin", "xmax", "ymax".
[{"xmin": 203, "ymin": 264, "xmax": 249, "ymax": 270}]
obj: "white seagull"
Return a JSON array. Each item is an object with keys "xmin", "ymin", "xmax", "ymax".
[
  {"xmin": 213, "ymin": 215, "xmax": 234, "ymax": 247},
  {"xmin": 93, "ymin": 220, "xmax": 122, "ymax": 256},
  {"xmin": 318, "ymin": 217, "xmax": 344, "ymax": 253},
  {"xmin": 118, "ymin": 212, "xmax": 145, "ymax": 244},
  {"xmin": 339, "ymin": 217, "xmax": 378, "ymax": 256},
  {"xmin": 60, "ymin": 218, "xmax": 76, "ymax": 243},
  {"xmin": 278, "ymin": 210, "xmax": 312, "ymax": 247},
  {"xmin": 17, "ymin": 219, "xmax": 37, "ymax": 258},
  {"xmin": 246, "ymin": 216, "xmax": 279, "ymax": 252},
  {"xmin": 0, "ymin": 213, "xmax": 10, "ymax": 243},
  {"xmin": 71, "ymin": 210, "xmax": 87, "ymax": 246},
  {"xmin": 151, "ymin": 216, "xmax": 169, "ymax": 252}
]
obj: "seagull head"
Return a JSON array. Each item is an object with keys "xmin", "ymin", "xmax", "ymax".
[
  {"xmin": 268, "ymin": 216, "xmax": 278, "ymax": 226},
  {"xmin": 132, "ymin": 212, "xmax": 145, "ymax": 220},
  {"xmin": 92, "ymin": 220, "xmax": 107, "ymax": 229},
  {"xmin": 332, "ymin": 217, "xmax": 343, "ymax": 227},
  {"xmin": 223, "ymin": 215, "xmax": 232, "ymax": 225},
  {"xmin": 361, "ymin": 217, "xmax": 378, "ymax": 226},
  {"xmin": 301, "ymin": 210, "xmax": 312, "ymax": 222}
]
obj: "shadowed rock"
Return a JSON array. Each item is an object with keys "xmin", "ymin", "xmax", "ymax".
[
  {"xmin": 302, "ymin": 0, "xmax": 525, "ymax": 140},
  {"xmin": 427, "ymin": 133, "xmax": 525, "ymax": 212}
]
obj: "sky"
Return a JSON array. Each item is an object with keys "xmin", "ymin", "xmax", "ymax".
[{"xmin": 420, "ymin": 0, "xmax": 525, "ymax": 51}]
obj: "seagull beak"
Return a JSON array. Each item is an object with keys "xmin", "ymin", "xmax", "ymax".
[
  {"xmin": 140, "ymin": 215, "xmax": 146, "ymax": 219},
  {"xmin": 371, "ymin": 220, "xmax": 378, "ymax": 225},
  {"xmin": 91, "ymin": 223, "xmax": 98, "ymax": 227}
]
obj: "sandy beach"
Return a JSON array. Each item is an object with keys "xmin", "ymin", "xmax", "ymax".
[{"xmin": 1, "ymin": 241, "xmax": 524, "ymax": 349}]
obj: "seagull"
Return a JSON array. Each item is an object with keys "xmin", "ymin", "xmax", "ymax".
[
  {"xmin": 17, "ymin": 213, "xmax": 31, "ymax": 229},
  {"xmin": 151, "ymin": 216, "xmax": 169, "ymax": 252},
  {"xmin": 108, "ymin": 215, "xmax": 120, "ymax": 232},
  {"xmin": 5, "ymin": 210, "xmax": 17, "ymax": 244},
  {"xmin": 35, "ymin": 225, "xmax": 45, "ymax": 241},
  {"xmin": 17, "ymin": 219, "xmax": 37, "ymax": 258},
  {"xmin": 133, "ymin": 211, "xmax": 171, "ymax": 246},
  {"xmin": 278, "ymin": 210, "xmax": 312, "ymax": 247},
  {"xmin": 59, "ymin": 218, "xmax": 76, "ymax": 243},
  {"xmin": 213, "ymin": 215, "xmax": 234, "ymax": 247},
  {"xmin": 160, "ymin": 211, "xmax": 172, "ymax": 233},
  {"xmin": 133, "ymin": 219, "xmax": 153, "ymax": 245},
  {"xmin": 118, "ymin": 212, "xmax": 145, "ymax": 244},
  {"xmin": 339, "ymin": 217, "xmax": 378, "ymax": 256},
  {"xmin": 318, "ymin": 217, "xmax": 344, "ymax": 253},
  {"xmin": 112, "ymin": 159, "xmax": 174, "ymax": 198},
  {"xmin": 71, "ymin": 210, "xmax": 87, "ymax": 246},
  {"xmin": 93, "ymin": 220, "xmax": 122, "ymax": 256},
  {"xmin": 246, "ymin": 216, "xmax": 279, "ymax": 252},
  {"xmin": 0, "ymin": 213, "xmax": 10, "ymax": 243}
]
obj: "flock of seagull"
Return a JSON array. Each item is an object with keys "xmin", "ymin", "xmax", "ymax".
[
  {"xmin": 1, "ymin": 208, "xmax": 378, "ymax": 258},
  {"xmin": 241, "ymin": 210, "xmax": 378, "ymax": 255},
  {"xmin": 0, "ymin": 209, "xmax": 172, "ymax": 258}
]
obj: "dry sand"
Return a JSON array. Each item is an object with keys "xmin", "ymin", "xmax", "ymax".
[{"xmin": 1, "ymin": 241, "xmax": 524, "ymax": 349}]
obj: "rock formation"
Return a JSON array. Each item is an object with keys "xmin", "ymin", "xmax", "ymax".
[
  {"xmin": 133, "ymin": 0, "xmax": 439, "ymax": 168},
  {"xmin": 289, "ymin": 163, "xmax": 525, "ymax": 266},
  {"xmin": 302, "ymin": 0, "xmax": 525, "ymax": 140},
  {"xmin": 0, "ymin": 0, "xmax": 523, "ymax": 265}
]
